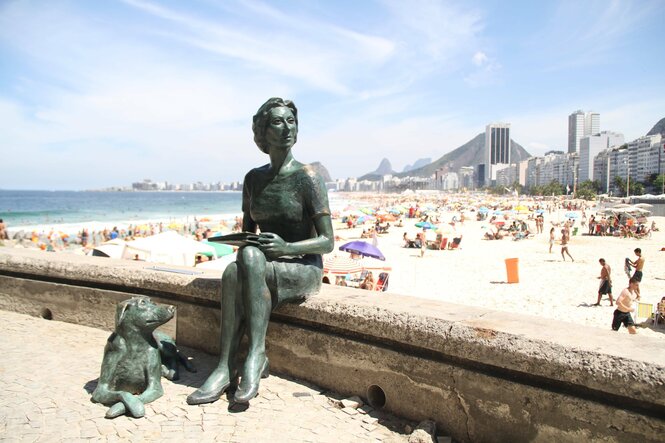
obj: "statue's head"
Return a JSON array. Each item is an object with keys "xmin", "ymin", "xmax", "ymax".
[{"xmin": 252, "ymin": 97, "xmax": 298, "ymax": 153}]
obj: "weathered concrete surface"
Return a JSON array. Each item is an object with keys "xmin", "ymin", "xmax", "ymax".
[
  {"xmin": 1, "ymin": 248, "xmax": 664, "ymax": 442},
  {"xmin": 0, "ymin": 309, "xmax": 413, "ymax": 442}
]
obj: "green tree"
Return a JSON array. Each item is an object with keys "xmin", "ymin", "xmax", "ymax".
[
  {"xmin": 631, "ymin": 182, "xmax": 645, "ymax": 196},
  {"xmin": 652, "ymin": 174, "xmax": 665, "ymax": 194},
  {"xmin": 576, "ymin": 180, "xmax": 597, "ymax": 200},
  {"xmin": 614, "ymin": 176, "xmax": 626, "ymax": 195}
]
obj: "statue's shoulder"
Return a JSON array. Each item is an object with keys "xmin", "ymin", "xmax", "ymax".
[
  {"xmin": 244, "ymin": 164, "xmax": 271, "ymax": 183},
  {"xmin": 301, "ymin": 163, "xmax": 324, "ymax": 183}
]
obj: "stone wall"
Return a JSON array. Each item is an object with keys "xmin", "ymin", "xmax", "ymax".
[{"xmin": 0, "ymin": 248, "xmax": 663, "ymax": 442}]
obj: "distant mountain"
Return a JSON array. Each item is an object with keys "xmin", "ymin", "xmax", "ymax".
[
  {"xmin": 646, "ymin": 117, "xmax": 665, "ymax": 136},
  {"xmin": 358, "ymin": 158, "xmax": 395, "ymax": 181},
  {"xmin": 395, "ymin": 133, "xmax": 532, "ymax": 178},
  {"xmin": 402, "ymin": 158, "xmax": 432, "ymax": 173},
  {"xmin": 310, "ymin": 161, "xmax": 332, "ymax": 183}
]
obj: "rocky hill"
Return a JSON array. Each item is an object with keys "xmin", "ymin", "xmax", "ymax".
[
  {"xmin": 402, "ymin": 158, "xmax": 432, "ymax": 173},
  {"xmin": 395, "ymin": 133, "xmax": 531, "ymax": 178},
  {"xmin": 310, "ymin": 161, "xmax": 333, "ymax": 183},
  {"xmin": 358, "ymin": 158, "xmax": 395, "ymax": 181},
  {"xmin": 647, "ymin": 117, "xmax": 665, "ymax": 136}
]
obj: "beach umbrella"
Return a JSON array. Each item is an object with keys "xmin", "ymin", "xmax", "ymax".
[
  {"xmin": 565, "ymin": 212, "xmax": 579, "ymax": 218},
  {"xmin": 493, "ymin": 210, "xmax": 504, "ymax": 216},
  {"xmin": 535, "ymin": 209, "xmax": 545, "ymax": 214},
  {"xmin": 356, "ymin": 215, "xmax": 375, "ymax": 224},
  {"xmin": 338, "ymin": 241, "xmax": 386, "ymax": 261},
  {"xmin": 478, "ymin": 206, "xmax": 489, "ymax": 214},
  {"xmin": 323, "ymin": 254, "xmax": 363, "ymax": 275},
  {"xmin": 123, "ymin": 231, "xmax": 217, "ymax": 266},
  {"xmin": 415, "ymin": 221, "xmax": 437, "ymax": 230}
]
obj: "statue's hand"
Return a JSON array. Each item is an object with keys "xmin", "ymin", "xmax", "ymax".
[{"xmin": 258, "ymin": 233, "xmax": 290, "ymax": 259}]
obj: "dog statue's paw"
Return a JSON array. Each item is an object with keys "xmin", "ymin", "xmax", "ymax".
[{"xmin": 105, "ymin": 402, "xmax": 127, "ymax": 419}]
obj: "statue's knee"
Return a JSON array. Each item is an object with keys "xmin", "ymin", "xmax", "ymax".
[{"xmin": 238, "ymin": 246, "xmax": 264, "ymax": 266}]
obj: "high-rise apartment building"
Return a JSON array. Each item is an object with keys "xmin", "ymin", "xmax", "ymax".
[
  {"xmin": 568, "ymin": 110, "xmax": 600, "ymax": 153},
  {"xmin": 584, "ymin": 112, "xmax": 600, "ymax": 136},
  {"xmin": 485, "ymin": 123, "xmax": 511, "ymax": 183},
  {"xmin": 579, "ymin": 131, "xmax": 624, "ymax": 182}
]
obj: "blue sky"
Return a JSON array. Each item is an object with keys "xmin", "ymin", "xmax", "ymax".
[{"xmin": 1, "ymin": 0, "xmax": 664, "ymax": 190}]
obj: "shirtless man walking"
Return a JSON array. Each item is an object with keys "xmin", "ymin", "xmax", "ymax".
[
  {"xmin": 628, "ymin": 248, "xmax": 644, "ymax": 300},
  {"xmin": 593, "ymin": 258, "xmax": 613, "ymax": 306},
  {"xmin": 612, "ymin": 278, "xmax": 639, "ymax": 334}
]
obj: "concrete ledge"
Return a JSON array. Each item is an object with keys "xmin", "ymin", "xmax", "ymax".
[{"xmin": 1, "ymin": 248, "xmax": 664, "ymax": 442}]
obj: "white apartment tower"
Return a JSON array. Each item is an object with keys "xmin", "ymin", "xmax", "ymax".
[
  {"xmin": 568, "ymin": 110, "xmax": 600, "ymax": 153},
  {"xmin": 485, "ymin": 123, "xmax": 511, "ymax": 184}
]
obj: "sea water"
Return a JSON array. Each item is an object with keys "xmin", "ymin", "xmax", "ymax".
[
  {"xmin": 0, "ymin": 190, "xmax": 348, "ymax": 234},
  {"xmin": 0, "ymin": 190, "xmax": 244, "ymax": 232}
]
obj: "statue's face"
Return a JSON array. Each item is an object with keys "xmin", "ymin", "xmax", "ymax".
[{"xmin": 264, "ymin": 106, "xmax": 297, "ymax": 151}]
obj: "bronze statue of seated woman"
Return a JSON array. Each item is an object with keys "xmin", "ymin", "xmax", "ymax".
[{"xmin": 187, "ymin": 98, "xmax": 334, "ymax": 405}]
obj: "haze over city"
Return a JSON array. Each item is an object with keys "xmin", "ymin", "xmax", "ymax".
[{"xmin": 1, "ymin": 0, "xmax": 664, "ymax": 190}]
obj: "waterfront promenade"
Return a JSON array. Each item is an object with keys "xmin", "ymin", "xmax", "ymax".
[{"xmin": 0, "ymin": 310, "xmax": 414, "ymax": 443}]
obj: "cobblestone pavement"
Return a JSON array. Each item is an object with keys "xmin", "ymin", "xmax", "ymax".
[{"xmin": 0, "ymin": 310, "xmax": 415, "ymax": 442}]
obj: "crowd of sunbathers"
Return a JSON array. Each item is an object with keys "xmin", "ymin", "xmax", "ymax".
[{"xmin": 586, "ymin": 214, "xmax": 655, "ymax": 238}]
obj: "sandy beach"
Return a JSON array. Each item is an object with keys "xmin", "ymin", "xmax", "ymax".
[
  {"xmin": 329, "ymin": 195, "xmax": 665, "ymax": 341},
  {"xmin": 3, "ymin": 192, "xmax": 664, "ymax": 341}
]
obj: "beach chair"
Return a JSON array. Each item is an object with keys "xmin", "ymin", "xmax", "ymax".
[
  {"xmin": 634, "ymin": 302, "xmax": 653, "ymax": 323},
  {"xmin": 374, "ymin": 272, "xmax": 389, "ymax": 292}
]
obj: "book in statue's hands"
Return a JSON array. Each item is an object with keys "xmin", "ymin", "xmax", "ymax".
[{"xmin": 207, "ymin": 232, "xmax": 261, "ymax": 247}]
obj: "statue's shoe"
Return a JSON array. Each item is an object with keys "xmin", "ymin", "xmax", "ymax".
[
  {"xmin": 187, "ymin": 378, "xmax": 231, "ymax": 405},
  {"xmin": 233, "ymin": 358, "xmax": 269, "ymax": 404}
]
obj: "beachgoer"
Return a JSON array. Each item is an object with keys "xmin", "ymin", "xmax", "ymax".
[
  {"xmin": 612, "ymin": 278, "xmax": 639, "ymax": 334},
  {"xmin": 560, "ymin": 228, "xmax": 574, "ymax": 262},
  {"xmin": 548, "ymin": 227, "xmax": 555, "ymax": 253},
  {"xmin": 594, "ymin": 258, "xmax": 613, "ymax": 306},
  {"xmin": 187, "ymin": 98, "xmax": 334, "ymax": 406},
  {"xmin": 360, "ymin": 272, "xmax": 375, "ymax": 290},
  {"xmin": 0, "ymin": 219, "xmax": 8, "ymax": 240},
  {"xmin": 628, "ymin": 248, "xmax": 644, "ymax": 300}
]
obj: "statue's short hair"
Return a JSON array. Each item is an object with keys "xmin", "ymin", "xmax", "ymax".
[{"xmin": 252, "ymin": 98, "xmax": 298, "ymax": 153}]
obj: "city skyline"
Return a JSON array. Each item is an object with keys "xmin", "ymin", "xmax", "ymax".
[{"xmin": 1, "ymin": 0, "xmax": 665, "ymax": 190}]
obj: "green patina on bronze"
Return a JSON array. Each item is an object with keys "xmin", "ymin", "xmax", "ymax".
[
  {"xmin": 92, "ymin": 297, "xmax": 195, "ymax": 418},
  {"xmin": 187, "ymin": 98, "xmax": 334, "ymax": 406}
]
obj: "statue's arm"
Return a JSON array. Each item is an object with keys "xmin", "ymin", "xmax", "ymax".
[
  {"xmin": 242, "ymin": 212, "xmax": 257, "ymax": 233},
  {"xmin": 258, "ymin": 214, "xmax": 333, "ymax": 258}
]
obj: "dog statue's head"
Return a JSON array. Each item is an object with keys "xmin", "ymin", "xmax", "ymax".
[{"xmin": 115, "ymin": 296, "xmax": 175, "ymax": 334}]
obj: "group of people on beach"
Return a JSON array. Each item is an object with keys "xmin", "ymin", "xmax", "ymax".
[{"xmin": 593, "ymin": 248, "xmax": 646, "ymax": 335}]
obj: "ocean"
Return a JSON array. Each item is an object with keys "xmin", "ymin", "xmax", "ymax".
[
  {"xmin": 0, "ymin": 190, "xmax": 348, "ymax": 233},
  {"xmin": 0, "ymin": 190, "xmax": 244, "ymax": 232}
]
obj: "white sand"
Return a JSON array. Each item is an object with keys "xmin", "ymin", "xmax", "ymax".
[{"xmin": 332, "ymin": 208, "xmax": 665, "ymax": 340}]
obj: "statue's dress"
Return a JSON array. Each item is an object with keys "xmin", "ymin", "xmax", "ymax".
[{"xmin": 242, "ymin": 163, "xmax": 331, "ymax": 306}]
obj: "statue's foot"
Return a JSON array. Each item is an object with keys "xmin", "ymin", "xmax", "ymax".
[
  {"xmin": 234, "ymin": 356, "xmax": 269, "ymax": 404},
  {"xmin": 187, "ymin": 368, "xmax": 232, "ymax": 405},
  {"xmin": 105, "ymin": 402, "xmax": 127, "ymax": 419}
]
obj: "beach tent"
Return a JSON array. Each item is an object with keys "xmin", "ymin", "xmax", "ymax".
[
  {"xmin": 123, "ymin": 231, "xmax": 217, "ymax": 266},
  {"xmin": 91, "ymin": 239, "xmax": 126, "ymax": 259},
  {"xmin": 195, "ymin": 253, "xmax": 237, "ymax": 272}
]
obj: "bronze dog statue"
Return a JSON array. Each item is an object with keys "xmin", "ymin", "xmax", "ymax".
[{"xmin": 92, "ymin": 296, "xmax": 194, "ymax": 418}]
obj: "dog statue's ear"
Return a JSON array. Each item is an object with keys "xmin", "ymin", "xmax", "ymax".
[{"xmin": 115, "ymin": 302, "xmax": 131, "ymax": 327}]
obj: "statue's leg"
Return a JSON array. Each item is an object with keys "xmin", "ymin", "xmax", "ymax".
[
  {"xmin": 234, "ymin": 246, "xmax": 271, "ymax": 403},
  {"xmin": 187, "ymin": 262, "xmax": 245, "ymax": 405}
]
